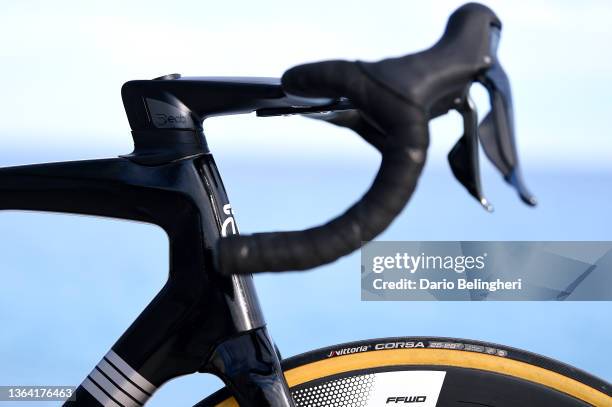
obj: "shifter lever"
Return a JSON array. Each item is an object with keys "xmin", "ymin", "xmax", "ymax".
[{"xmin": 448, "ymin": 96, "xmax": 494, "ymax": 212}]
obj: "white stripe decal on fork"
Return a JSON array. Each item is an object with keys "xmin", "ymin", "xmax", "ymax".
[
  {"xmin": 82, "ymin": 378, "xmax": 122, "ymax": 407},
  {"xmin": 82, "ymin": 350, "xmax": 157, "ymax": 406},
  {"xmin": 105, "ymin": 350, "xmax": 156, "ymax": 394}
]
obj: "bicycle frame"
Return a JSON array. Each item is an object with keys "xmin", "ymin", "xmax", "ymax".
[
  {"xmin": 0, "ymin": 78, "xmax": 313, "ymax": 405},
  {"xmin": 0, "ymin": 34, "xmax": 533, "ymax": 402}
]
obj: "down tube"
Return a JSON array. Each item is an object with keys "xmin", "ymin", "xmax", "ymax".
[{"xmin": 61, "ymin": 155, "xmax": 289, "ymax": 406}]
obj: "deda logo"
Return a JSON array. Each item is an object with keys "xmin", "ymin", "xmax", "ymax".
[
  {"xmin": 145, "ymin": 98, "xmax": 194, "ymax": 129},
  {"xmin": 221, "ymin": 204, "xmax": 236, "ymax": 237},
  {"xmin": 152, "ymin": 113, "xmax": 188, "ymax": 127}
]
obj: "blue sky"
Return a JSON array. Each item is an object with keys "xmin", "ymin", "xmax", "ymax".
[
  {"xmin": 0, "ymin": 0, "xmax": 611, "ymax": 169},
  {"xmin": 0, "ymin": 1, "xmax": 611, "ymax": 406}
]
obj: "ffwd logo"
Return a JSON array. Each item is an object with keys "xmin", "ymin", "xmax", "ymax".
[{"xmin": 386, "ymin": 396, "xmax": 427, "ymax": 403}]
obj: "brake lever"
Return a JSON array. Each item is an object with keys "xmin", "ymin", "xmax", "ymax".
[
  {"xmin": 476, "ymin": 27, "xmax": 537, "ymax": 206},
  {"xmin": 448, "ymin": 95, "xmax": 494, "ymax": 212}
]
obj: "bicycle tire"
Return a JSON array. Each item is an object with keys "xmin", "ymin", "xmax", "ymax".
[{"xmin": 197, "ymin": 337, "xmax": 611, "ymax": 407}]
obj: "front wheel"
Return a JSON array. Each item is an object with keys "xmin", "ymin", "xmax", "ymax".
[{"xmin": 197, "ymin": 337, "xmax": 611, "ymax": 407}]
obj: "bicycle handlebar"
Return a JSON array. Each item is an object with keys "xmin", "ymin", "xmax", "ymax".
[{"xmin": 218, "ymin": 3, "xmax": 535, "ymax": 275}]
